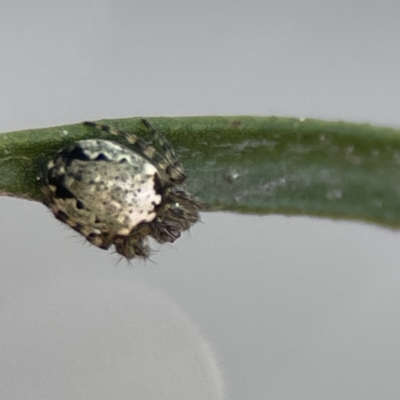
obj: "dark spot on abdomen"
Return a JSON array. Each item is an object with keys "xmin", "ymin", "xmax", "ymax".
[{"xmin": 95, "ymin": 153, "xmax": 108, "ymax": 161}]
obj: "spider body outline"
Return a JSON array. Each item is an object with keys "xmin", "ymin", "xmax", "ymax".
[{"xmin": 40, "ymin": 119, "xmax": 203, "ymax": 259}]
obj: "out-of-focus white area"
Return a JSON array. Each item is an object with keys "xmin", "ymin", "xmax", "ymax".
[
  {"xmin": 0, "ymin": 261, "xmax": 224, "ymax": 400},
  {"xmin": 0, "ymin": 1, "xmax": 400, "ymax": 399}
]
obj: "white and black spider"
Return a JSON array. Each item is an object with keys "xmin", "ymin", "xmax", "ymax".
[{"xmin": 40, "ymin": 119, "xmax": 204, "ymax": 259}]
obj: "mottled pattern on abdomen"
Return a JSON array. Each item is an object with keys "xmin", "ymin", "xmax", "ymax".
[{"xmin": 44, "ymin": 139, "xmax": 162, "ymax": 236}]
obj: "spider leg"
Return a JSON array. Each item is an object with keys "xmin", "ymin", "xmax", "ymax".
[
  {"xmin": 140, "ymin": 119, "xmax": 186, "ymax": 184},
  {"xmin": 84, "ymin": 120, "xmax": 186, "ymax": 184},
  {"xmin": 149, "ymin": 187, "xmax": 204, "ymax": 244},
  {"xmin": 52, "ymin": 208, "xmax": 114, "ymax": 250},
  {"xmin": 140, "ymin": 119, "xmax": 181, "ymax": 167},
  {"xmin": 150, "ymin": 215, "xmax": 182, "ymax": 243},
  {"xmin": 170, "ymin": 187, "xmax": 207, "ymax": 210},
  {"xmin": 114, "ymin": 232, "xmax": 150, "ymax": 259},
  {"xmin": 83, "ymin": 121, "xmax": 168, "ymax": 175},
  {"xmin": 83, "ymin": 121, "xmax": 162, "ymax": 162}
]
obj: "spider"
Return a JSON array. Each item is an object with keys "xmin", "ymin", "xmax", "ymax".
[{"xmin": 40, "ymin": 119, "xmax": 204, "ymax": 259}]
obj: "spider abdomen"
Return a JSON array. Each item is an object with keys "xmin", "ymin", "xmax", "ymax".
[{"xmin": 43, "ymin": 139, "xmax": 162, "ymax": 236}]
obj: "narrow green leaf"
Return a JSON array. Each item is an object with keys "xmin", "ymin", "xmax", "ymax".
[{"xmin": 1, "ymin": 116, "xmax": 400, "ymax": 228}]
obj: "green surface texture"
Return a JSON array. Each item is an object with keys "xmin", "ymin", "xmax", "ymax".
[{"xmin": 1, "ymin": 116, "xmax": 400, "ymax": 228}]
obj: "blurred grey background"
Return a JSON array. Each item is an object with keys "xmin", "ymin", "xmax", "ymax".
[{"xmin": 1, "ymin": 1, "xmax": 400, "ymax": 399}]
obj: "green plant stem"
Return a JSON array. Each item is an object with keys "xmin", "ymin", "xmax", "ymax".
[{"xmin": 1, "ymin": 116, "xmax": 400, "ymax": 228}]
